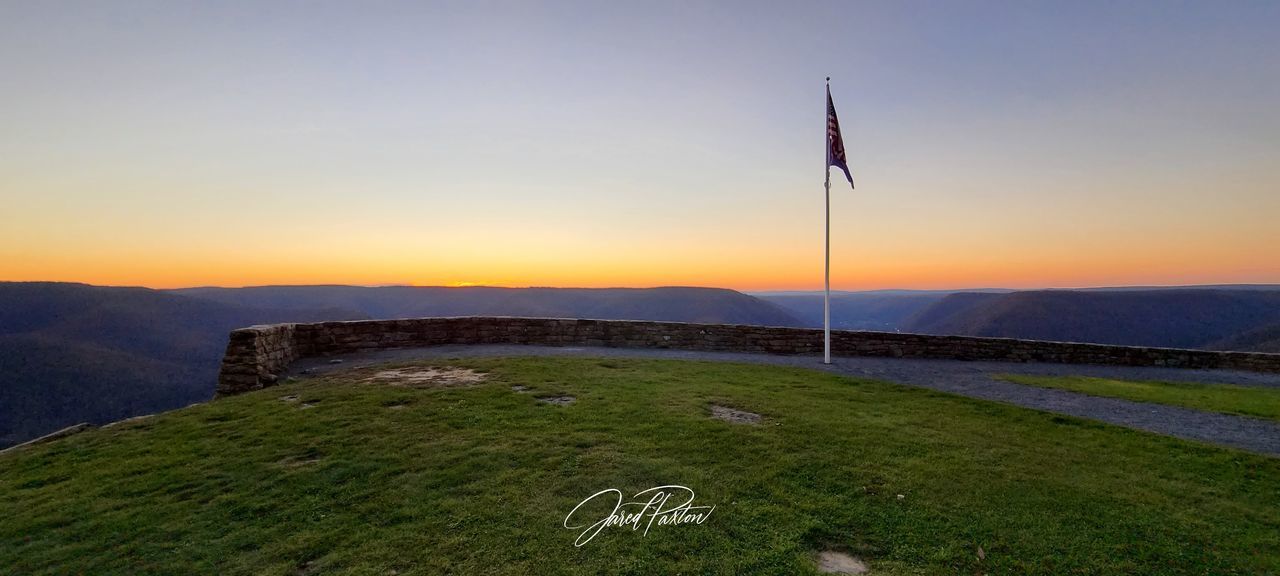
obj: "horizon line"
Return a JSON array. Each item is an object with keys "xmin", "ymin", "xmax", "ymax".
[{"xmin": 4, "ymin": 279, "xmax": 1278, "ymax": 293}]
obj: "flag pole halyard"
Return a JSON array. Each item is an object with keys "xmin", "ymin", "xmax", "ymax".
[{"xmin": 824, "ymin": 77, "xmax": 832, "ymax": 365}]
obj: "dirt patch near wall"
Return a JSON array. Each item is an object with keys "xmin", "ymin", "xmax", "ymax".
[
  {"xmin": 360, "ymin": 367, "xmax": 486, "ymax": 389},
  {"xmin": 709, "ymin": 404, "xmax": 762, "ymax": 425},
  {"xmin": 815, "ymin": 551, "xmax": 869, "ymax": 574}
]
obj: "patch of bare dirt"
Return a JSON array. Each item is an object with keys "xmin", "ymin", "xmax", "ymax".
[
  {"xmin": 816, "ymin": 551, "xmax": 869, "ymax": 574},
  {"xmin": 709, "ymin": 404, "xmax": 761, "ymax": 425},
  {"xmin": 361, "ymin": 366, "xmax": 486, "ymax": 388},
  {"xmin": 537, "ymin": 395, "xmax": 575, "ymax": 406}
]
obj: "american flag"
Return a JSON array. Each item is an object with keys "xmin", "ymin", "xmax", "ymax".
[{"xmin": 827, "ymin": 86, "xmax": 854, "ymax": 187}]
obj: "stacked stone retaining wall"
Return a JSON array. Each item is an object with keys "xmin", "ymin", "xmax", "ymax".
[{"xmin": 217, "ymin": 317, "xmax": 1280, "ymax": 396}]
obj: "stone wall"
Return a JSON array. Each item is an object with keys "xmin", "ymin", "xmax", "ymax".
[{"xmin": 216, "ymin": 317, "xmax": 1280, "ymax": 396}]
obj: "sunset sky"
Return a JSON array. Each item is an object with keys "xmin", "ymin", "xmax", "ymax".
[{"xmin": 2, "ymin": 1, "xmax": 1277, "ymax": 291}]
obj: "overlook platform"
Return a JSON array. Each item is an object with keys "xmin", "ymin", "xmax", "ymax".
[{"xmin": 218, "ymin": 317, "xmax": 1280, "ymax": 455}]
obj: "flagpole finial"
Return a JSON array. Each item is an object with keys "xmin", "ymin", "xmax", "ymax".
[{"xmin": 826, "ymin": 76, "xmax": 830, "ymax": 83}]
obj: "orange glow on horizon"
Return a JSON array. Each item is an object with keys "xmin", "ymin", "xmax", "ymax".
[{"xmin": 2, "ymin": 245, "xmax": 1275, "ymax": 292}]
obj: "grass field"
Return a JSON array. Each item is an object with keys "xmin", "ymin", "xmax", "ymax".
[
  {"xmin": 2, "ymin": 357, "xmax": 1278, "ymax": 575},
  {"xmin": 1000, "ymin": 373, "xmax": 1280, "ymax": 421}
]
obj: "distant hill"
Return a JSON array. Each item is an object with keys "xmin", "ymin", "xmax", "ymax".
[
  {"xmin": 900, "ymin": 292, "xmax": 1005, "ymax": 334},
  {"xmin": 0, "ymin": 334, "xmax": 204, "ymax": 448},
  {"xmin": 0, "ymin": 283, "xmax": 800, "ymax": 448},
  {"xmin": 902, "ymin": 290, "xmax": 1280, "ymax": 351},
  {"xmin": 1207, "ymin": 322, "xmax": 1280, "ymax": 354},
  {"xmin": 170, "ymin": 285, "xmax": 802, "ymax": 327},
  {"xmin": 1073, "ymin": 284, "xmax": 1280, "ymax": 292},
  {"xmin": 0, "ymin": 282, "xmax": 367, "ymax": 448},
  {"xmin": 758, "ymin": 292, "xmax": 950, "ymax": 331},
  {"xmin": 761, "ymin": 286, "xmax": 1280, "ymax": 348}
]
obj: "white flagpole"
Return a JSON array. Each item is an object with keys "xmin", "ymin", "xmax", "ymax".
[{"xmin": 824, "ymin": 77, "xmax": 832, "ymax": 365}]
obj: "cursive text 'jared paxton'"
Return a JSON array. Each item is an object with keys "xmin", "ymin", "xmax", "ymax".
[{"xmin": 564, "ymin": 485, "xmax": 715, "ymax": 547}]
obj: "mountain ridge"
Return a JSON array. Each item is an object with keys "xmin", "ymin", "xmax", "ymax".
[
  {"xmin": 901, "ymin": 289, "xmax": 1280, "ymax": 350},
  {"xmin": 0, "ymin": 282, "xmax": 802, "ymax": 448}
]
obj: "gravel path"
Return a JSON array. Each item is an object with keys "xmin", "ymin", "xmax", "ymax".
[{"xmin": 290, "ymin": 345, "xmax": 1280, "ymax": 456}]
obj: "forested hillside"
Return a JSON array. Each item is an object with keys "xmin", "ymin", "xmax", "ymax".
[{"xmin": 0, "ymin": 283, "xmax": 801, "ymax": 447}]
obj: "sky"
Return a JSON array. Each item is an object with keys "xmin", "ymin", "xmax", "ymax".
[{"xmin": 1, "ymin": 1, "xmax": 1277, "ymax": 291}]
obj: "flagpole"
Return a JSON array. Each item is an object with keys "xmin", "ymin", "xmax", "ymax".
[{"xmin": 824, "ymin": 77, "xmax": 832, "ymax": 365}]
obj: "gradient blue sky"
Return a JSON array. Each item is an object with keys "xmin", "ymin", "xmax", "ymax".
[{"xmin": 2, "ymin": 1, "xmax": 1277, "ymax": 289}]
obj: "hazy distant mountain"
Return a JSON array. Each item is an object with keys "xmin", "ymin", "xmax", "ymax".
[
  {"xmin": 759, "ymin": 285, "xmax": 1280, "ymax": 339},
  {"xmin": 754, "ymin": 288, "xmax": 1015, "ymax": 297},
  {"xmin": 758, "ymin": 292, "xmax": 951, "ymax": 331},
  {"xmin": 899, "ymin": 292, "xmax": 1006, "ymax": 334},
  {"xmin": 1206, "ymin": 322, "xmax": 1280, "ymax": 354},
  {"xmin": 0, "ymin": 283, "xmax": 800, "ymax": 448},
  {"xmin": 902, "ymin": 289, "xmax": 1280, "ymax": 350},
  {"xmin": 0, "ymin": 282, "xmax": 367, "ymax": 447},
  {"xmin": 0, "ymin": 334, "xmax": 205, "ymax": 448},
  {"xmin": 1073, "ymin": 284, "xmax": 1280, "ymax": 292},
  {"xmin": 170, "ymin": 285, "xmax": 802, "ymax": 327}
]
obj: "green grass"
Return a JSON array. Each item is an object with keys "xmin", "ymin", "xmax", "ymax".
[
  {"xmin": 2, "ymin": 357, "xmax": 1278, "ymax": 575},
  {"xmin": 1000, "ymin": 373, "xmax": 1280, "ymax": 421}
]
